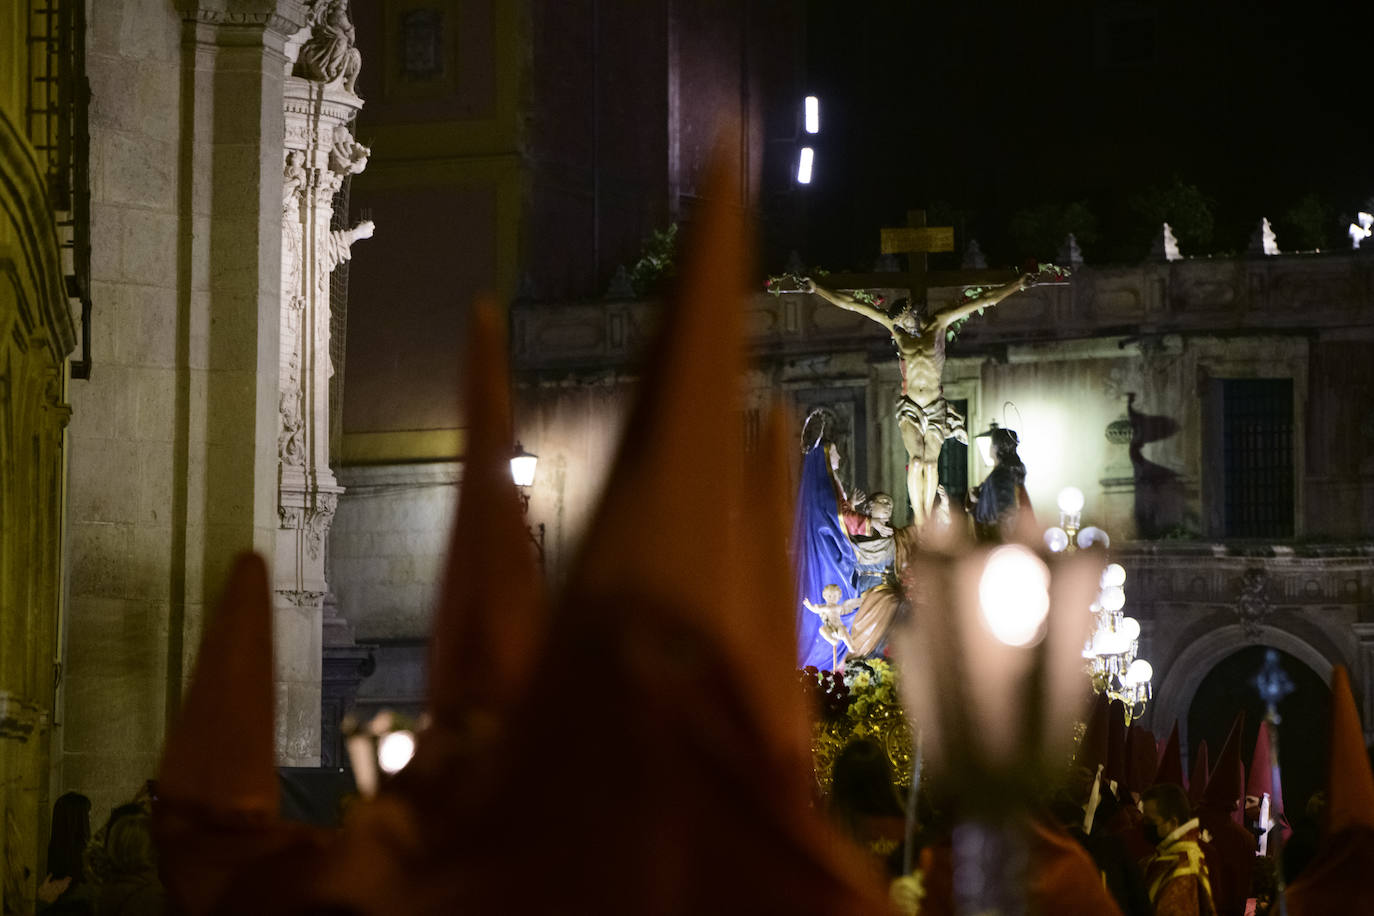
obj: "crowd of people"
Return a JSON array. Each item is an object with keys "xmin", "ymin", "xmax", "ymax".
[
  {"xmin": 35, "ymin": 783, "xmax": 165, "ymax": 915},
  {"xmin": 826, "ymin": 668, "xmax": 1374, "ymax": 915}
]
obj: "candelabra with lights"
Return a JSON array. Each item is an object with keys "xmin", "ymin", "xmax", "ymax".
[{"xmin": 1044, "ymin": 486, "xmax": 1153, "ymax": 720}]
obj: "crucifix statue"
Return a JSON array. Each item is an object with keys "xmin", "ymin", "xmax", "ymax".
[{"xmin": 801, "ymin": 210, "xmax": 1033, "ymax": 530}]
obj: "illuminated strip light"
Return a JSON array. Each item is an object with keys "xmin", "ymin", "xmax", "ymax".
[
  {"xmin": 804, "ymin": 96, "xmax": 820, "ymax": 134},
  {"xmin": 797, "ymin": 147, "xmax": 814, "ymax": 184}
]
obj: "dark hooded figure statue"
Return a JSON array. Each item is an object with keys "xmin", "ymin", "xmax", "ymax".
[{"xmin": 968, "ymin": 426, "xmax": 1030, "ymax": 542}]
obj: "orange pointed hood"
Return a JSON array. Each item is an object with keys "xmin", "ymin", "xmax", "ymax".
[
  {"xmin": 1324, "ymin": 666, "xmax": 1374, "ymax": 835},
  {"xmin": 1125, "ymin": 725, "xmax": 1158, "ymax": 794},
  {"xmin": 1202, "ymin": 711, "xmax": 1246, "ymax": 814},
  {"xmin": 1153, "ymin": 721, "xmax": 1185, "ymax": 789},
  {"xmin": 158, "ymin": 553, "xmax": 277, "ymax": 815},
  {"xmin": 1188, "ymin": 739, "xmax": 1210, "ymax": 805},
  {"xmin": 426, "ymin": 297, "xmax": 545, "ymax": 732}
]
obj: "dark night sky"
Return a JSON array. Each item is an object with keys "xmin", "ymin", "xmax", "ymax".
[{"xmin": 798, "ymin": 0, "xmax": 1374, "ymax": 269}]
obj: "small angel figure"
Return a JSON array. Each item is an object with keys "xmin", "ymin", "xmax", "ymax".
[{"xmin": 804, "ymin": 583, "xmax": 861, "ymax": 670}]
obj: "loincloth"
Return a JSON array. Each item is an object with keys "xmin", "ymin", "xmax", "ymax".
[{"xmin": 895, "ymin": 395, "xmax": 966, "ymax": 443}]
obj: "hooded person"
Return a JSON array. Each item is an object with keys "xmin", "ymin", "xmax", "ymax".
[
  {"xmin": 1193, "ymin": 713, "xmax": 1256, "ymax": 916},
  {"xmin": 1126, "ymin": 725, "xmax": 1160, "ymax": 800},
  {"xmin": 1285, "ymin": 666, "xmax": 1374, "ymax": 915},
  {"xmin": 1140, "ymin": 782, "xmax": 1217, "ymax": 916},
  {"xmin": 1154, "ymin": 722, "xmax": 1186, "ymax": 792},
  {"xmin": 1244, "ymin": 720, "xmax": 1289, "ymax": 848},
  {"xmin": 155, "ymin": 144, "xmax": 894, "ymax": 915}
]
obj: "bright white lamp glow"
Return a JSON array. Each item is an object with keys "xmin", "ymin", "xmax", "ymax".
[
  {"xmin": 1077, "ymin": 526, "xmax": 1110, "ymax": 549},
  {"xmin": 1044, "ymin": 527, "xmax": 1069, "ymax": 553},
  {"xmin": 1124, "ymin": 659, "xmax": 1153, "ymax": 686},
  {"xmin": 978, "ymin": 434, "xmax": 995, "ymax": 467},
  {"xmin": 1352, "ymin": 212, "xmax": 1374, "ymax": 249},
  {"xmin": 804, "ymin": 96, "xmax": 820, "ymax": 134},
  {"xmin": 1119, "ymin": 616, "xmax": 1141, "ymax": 643},
  {"xmin": 797, "ymin": 147, "xmax": 815, "ymax": 184},
  {"xmin": 510, "ymin": 443, "xmax": 538, "ymax": 488},
  {"xmin": 1102, "ymin": 563, "xmax": 1126, "ymax": 588},
  {"xmin": 978, "ymin": 545, "xmax": 1051, "ymax": 647},
  {"xmin": 1100, "ymin": 585, "xmax": 1126, "ymax": 612},
  {"xmin": 377, "ymin": 730, "xmax": 416, "ymax": 774},
  {"xmin": 1057, "ymin": 486, "xmax": 1085, "ymax": 516}
]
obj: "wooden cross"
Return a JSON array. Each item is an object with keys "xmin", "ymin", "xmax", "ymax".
[{"xmin": 818, "ymin": 209, "xmax": 1017, "ymax": 304}]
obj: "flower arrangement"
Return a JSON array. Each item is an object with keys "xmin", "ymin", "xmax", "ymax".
[{"xmin": 803, "ymin": 657, "xmax": 915, "ymax": 792}]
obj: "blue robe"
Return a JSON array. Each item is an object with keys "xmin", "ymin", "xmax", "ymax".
[{"xmin": 791, "ymin": 446, "xmax": 859, "ymax": 669}]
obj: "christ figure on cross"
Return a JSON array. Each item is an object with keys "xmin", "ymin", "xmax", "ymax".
[{"xmin": 802, "ymin": 274, "xmax": 1031, "ymax": 530}]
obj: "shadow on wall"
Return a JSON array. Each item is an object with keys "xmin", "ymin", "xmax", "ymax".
[{"xmin": 1127, "ymin": 392, "xmax": 1189, "ymax": 538}]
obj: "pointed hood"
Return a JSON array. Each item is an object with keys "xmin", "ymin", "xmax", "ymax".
[
  {"xmin": 1153, "ymin": 722, "xmax": 1185, "ymax": 789},
  {"xmin": 1324, "ymin": 666, "xmax": 1374, "ymax": 835},
  {"xmin": 1203, "ymin": 710, "xmax": 1246, "ymax": 815},
  {"xmin": 1105, "ymin": 699, "xmax": 1128, "ymax": 787},
  {"xmin": 158, "ymin": 553, "xmax": 277, "ymax": 814},
  {"xmin": 427, "ymin": 298, "xmax": 546, "ymax": 732},
  {"xmin": 1077, "ymin": 691, "xmax": 1110, "ymax": 773},
  {"xmin": 1188, "ymin": 740, "xmax": 1210, "ymax": 805},
  {"xmin": 1246, "ymin": 720, "xmax": 1285, "ymax": 819},
  {"xmin": 1125, "ymin": 725, "xmax": 1158, "ymax": 794}
]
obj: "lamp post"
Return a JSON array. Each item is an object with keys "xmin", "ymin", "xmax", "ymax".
[
  {"xmin": 510, "ymin": 442, "xmax": 545, "ymax": 562},
  {"xmin": 1046, "ymin": 486, "xmax": 1153, "ymax": 721}
]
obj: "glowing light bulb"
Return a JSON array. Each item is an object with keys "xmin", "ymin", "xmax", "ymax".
[
  {"xmin": 1057, "ymin": 486, "xmax": 1085, "ymax": 516},
  {"xmin": 797, "ymin": 147, "xmax": 814, "ymax": 184},
  {"xmin": 377, "ymin": 730, "xmax": 416, "ymax": 775},
  {"xmin": 1124, "ymin": 658, "xmax": 1153, "ymax": 686},
  {"xmin": 1077, "ymin": 526, "xmax": 1110, "ymax": 549},
  {"xmin": 1102, "ymin": 563, "xmax": 1126, "ymax": 588},
  {"xmin": 1044, "ymin": 527, "xmax": 1069, "ymax": 553},
  {"xmin": 1100, "ymin": 585, "xmax": 1125, "ymax": 612},
  {"xmin": 978, "ymin": 545, "xmax": 1051, "ymax": 647},
  {"xmin": 1119, "ymin": 616, "xmax": 1140, "ymax": 643},
  {"xmin": 804, "ymin": 96, "xmax": 820, "ymax": 134}
]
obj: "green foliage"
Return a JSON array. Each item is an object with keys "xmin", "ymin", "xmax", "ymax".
[
  {"xmin": 629, "ymin": 224, "xmax": 679, "ymax": 297},
  {"xmin": 1129, "ymin": 178, "xmax": 1215, "ymax": 252},
  {"xmin": 1283, "ymin": 193, "xmax": 1340, "ymax": 251},
  {"xmin": 1007, "ymin": 201, "xmax": 1100, "ymax": 261}
]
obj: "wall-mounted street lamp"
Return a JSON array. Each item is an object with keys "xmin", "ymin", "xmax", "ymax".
[{"xmin": 510, "ymin": 441, "xmax": 545, "ymax": 563}]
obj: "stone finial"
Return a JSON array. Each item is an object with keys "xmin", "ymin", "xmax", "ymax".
[
  {"xmin": 1248, "ymin": 218, "xmax": 1280, "ymax": 256},
  {"xmin": 1150, "ymin": 223, "xmax": 1182, "ymax": 262},
  {"xmin": 1056, "ymin": 233, "xmax": 1084, "ymax": 268},
  {"xmin": 605, "ymin": 265, "xmax": 635, "ymax": 300},
  {"xmin": 784, "ymin": 249, "xmax": 806, "ymax": 275},
  {"xmin": 295, "ymin": 0, "xmax": 362, "ymax": 92},
  {"xmin": 872, "ymin": 253, "xmax": 900, "ymax": 272},
  {"xmin": 962, "ymin": 239, "xmax": 988, "ymax": 269}
]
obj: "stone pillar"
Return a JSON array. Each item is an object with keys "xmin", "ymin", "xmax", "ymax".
[{"xmin": 273, "ymin": 6, "xmax": 371, "ymax": 766}]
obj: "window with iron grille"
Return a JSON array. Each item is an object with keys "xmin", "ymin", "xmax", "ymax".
[
  {"xmin": 938, "ymin": 397, "xmax": 969, "ymax": 499},
  {"xmin": 1221, "ymin": 379, "xmax": 1294, "ymax": 538}
]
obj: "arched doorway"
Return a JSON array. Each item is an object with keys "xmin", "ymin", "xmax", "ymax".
[{"xmin": 1187, "ymin": 646, "xmax": 1330, "ymax": 815}]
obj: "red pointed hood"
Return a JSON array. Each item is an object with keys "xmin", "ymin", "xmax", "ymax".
[
  {"xmin": 1246, "ymin": 720, "xmax": 1284, "ymax": 818},
  {"xmin": 1188, "ymin": 740, "xmax": 1210, "ymax": 805},
  {"xmin": 1077, "ymin": 692, "xmax": 1110, "ymax": 773},
  {"xmin": 1202, "ymin": 711, "xmax": 1246, "ymax": 814},
  {"xmin": 1153, "ymin": 722, "xmax": 1185, "ymax": 789},
  {"xmin": 426, "ymin": 297, "xmax": 546, "ymax": 732},
  {"xmin": 1125, "ymin": 725, "xmax": 1158, "ymax": 794},
  {"xmin": 1105, "ymin": 699, "xmax": 1127, "ymax": 787}
]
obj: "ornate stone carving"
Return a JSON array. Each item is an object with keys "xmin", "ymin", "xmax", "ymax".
[
  {"xmin": 1234, "ymin": 568, "xmax": 1275, "ymax": 638},
  {"xmin": 279, "ymin": 352, "xmax": 306, "ymax": 466},
  {"xmin": 294, "ymin": 0, "xmax": 361, "ymax": 92},
  {"xmin": 329, "ymin": 124, "xmax": 369, "ymax": 177},
  {"xmin": 276, "ymin": 589, "xmax": 327, "ymax": 609},
  {"xmin": 306, "ymin": 491, "xmax": 339, "ymax": 560}
]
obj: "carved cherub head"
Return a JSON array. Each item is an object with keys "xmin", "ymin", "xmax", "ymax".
[{"xmin": 822, "ymin": 584, "xmax": 842, "ymax": 605}]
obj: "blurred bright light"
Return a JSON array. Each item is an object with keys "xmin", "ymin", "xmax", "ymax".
[
  {"xmin": 1102, "ymin": 563, "xmax": 1126, "ymax": 588},
  {"xmin": 797, "ymin": 147, "xmax": 814, "ymax": 184},
  {"xmin": 804, "ymin": 96, "xmax": 820, "ymax": 134},
  {"xmin": 977, "ymin": 434, "xmax": 995, "ymax": 467},
  {"xmin": 1057, "ymin": 486, "xmax": 1085, "ymax": 515},
  {"xmin": 1077, "ymin": 526, "xmax": 1110, "ymax": 549},
  {"xmin": 1124, "ymin": 659, "xmax": 1153, "ymax": 686},
  {"xmin": 978, "ymin": 545, "xmax": 1051, "ymax": 647},
  {"xmin": 1100, "ymin": 585, "xmax": 1126, "ymax": 612},
  {"xmin": 1044, "ymin": 527, "xmax": 1069, "ymax": 553},
  {"xmin": 377, "ymin": 730, "xmax": 416, "ymax": 774}
]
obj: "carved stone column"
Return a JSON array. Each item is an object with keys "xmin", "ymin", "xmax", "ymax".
[{"xmin": 274, "ymin": 4, "xmax": 371, "ymax": 766}]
